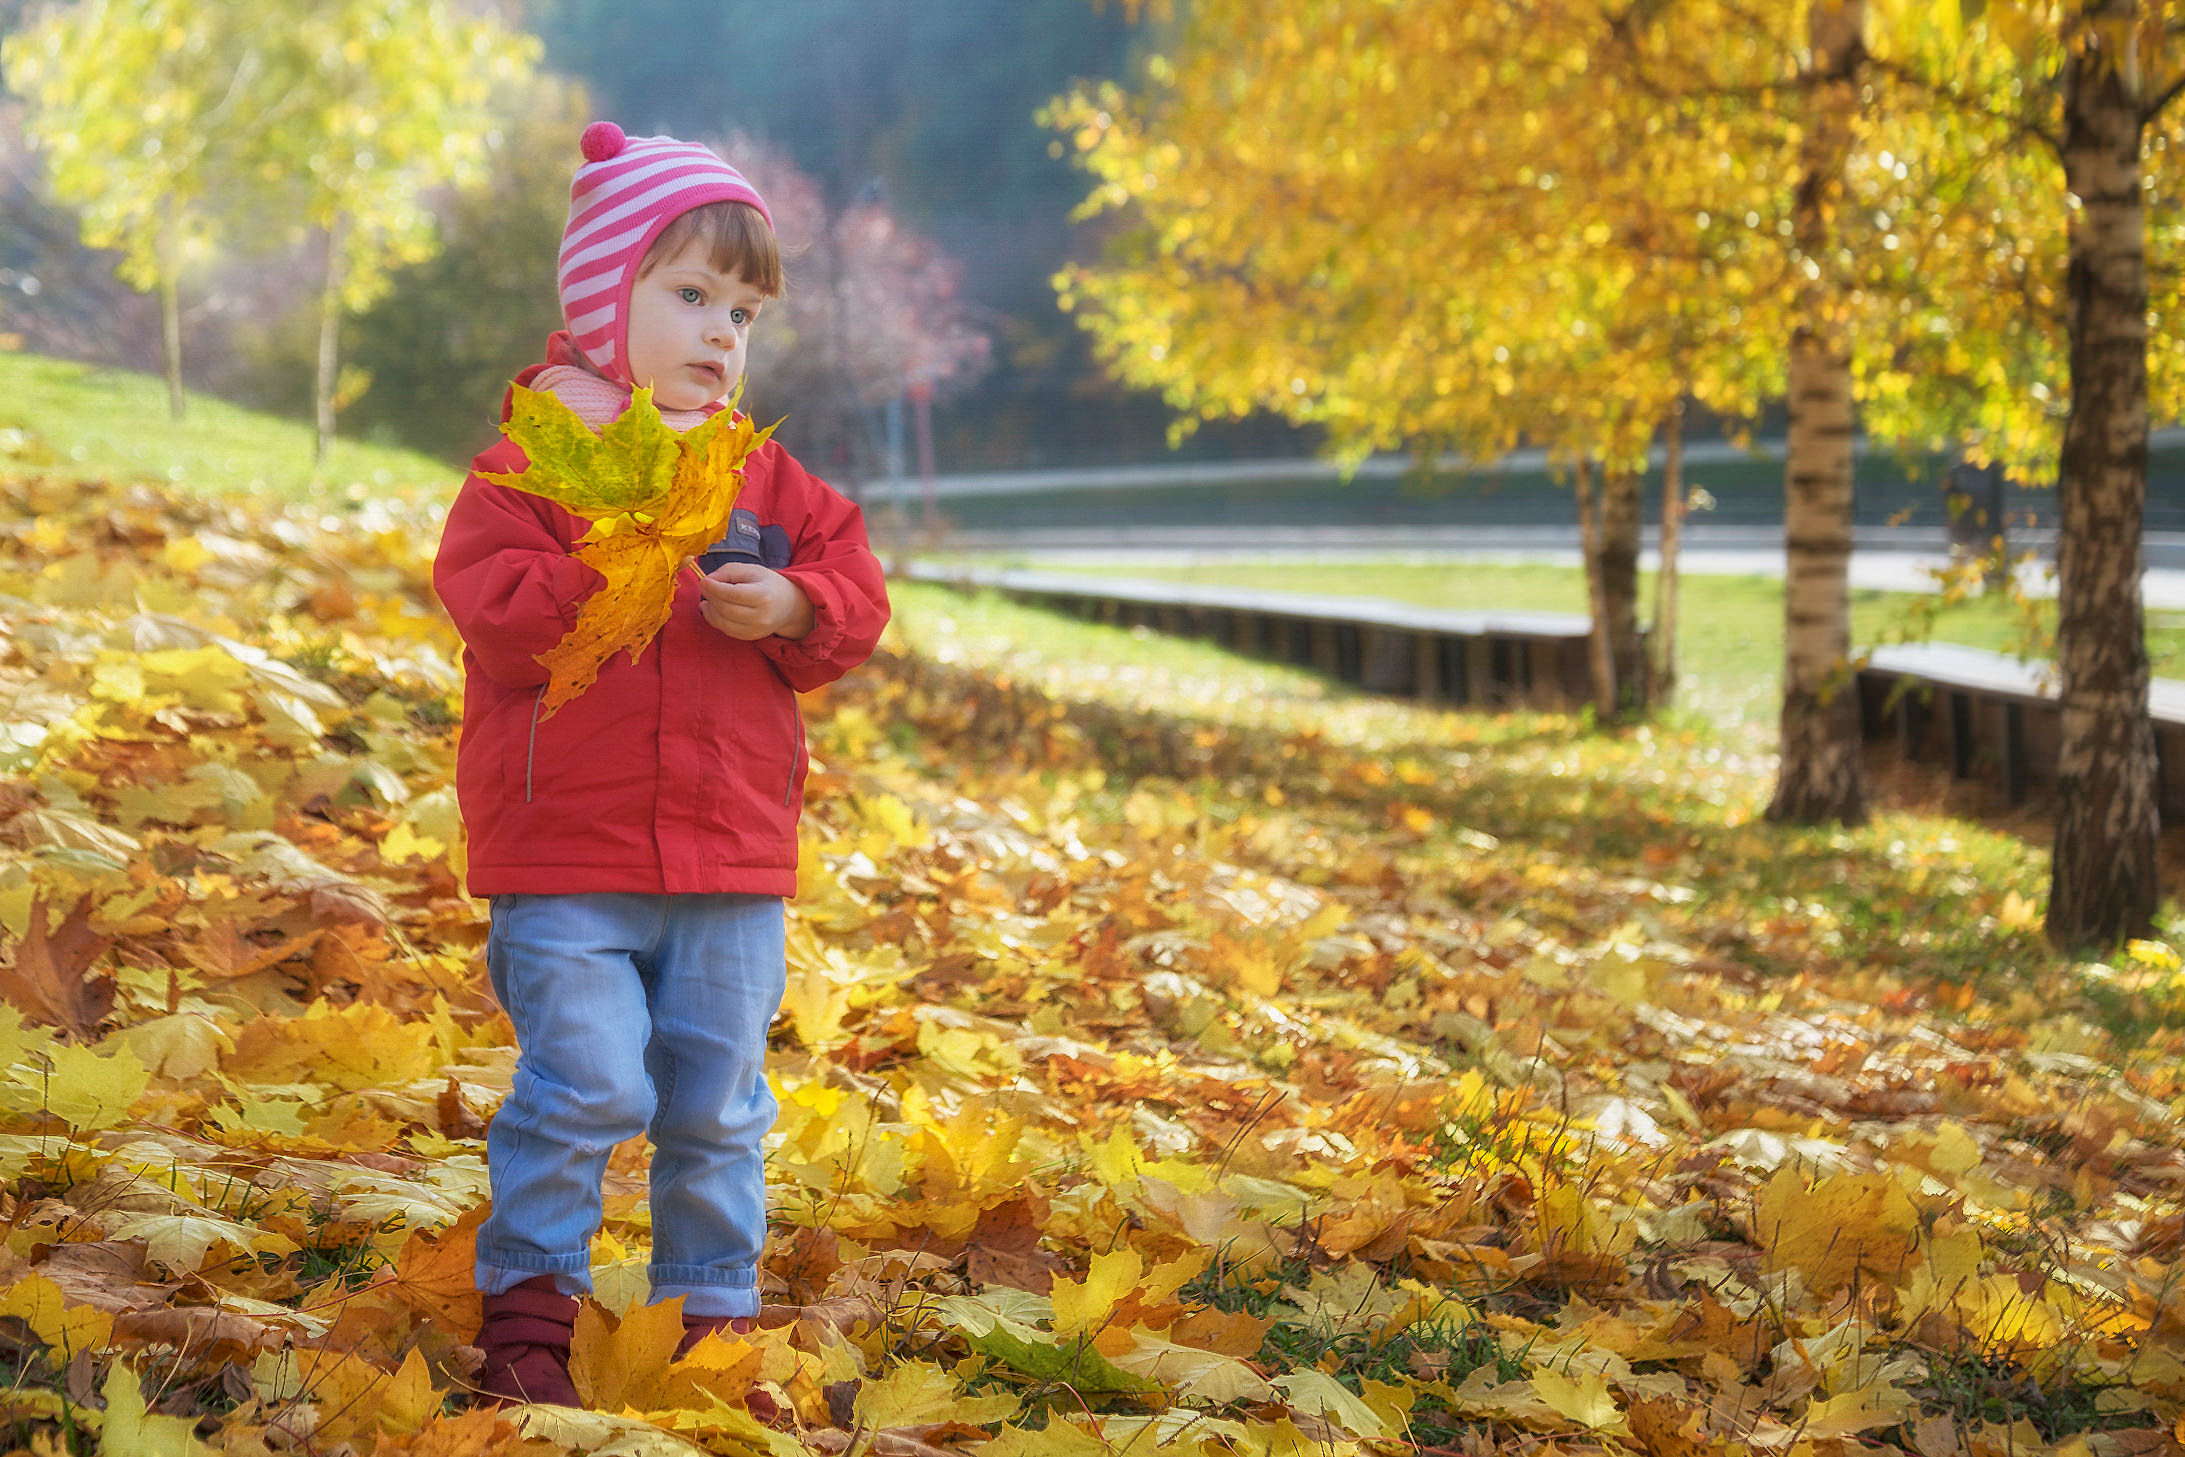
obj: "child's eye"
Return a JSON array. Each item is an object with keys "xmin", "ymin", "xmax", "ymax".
[
  {"xmin": 731, "ymin": 307, "xmax": 753, "ymax": 327},
  {"xmin": 678, "ymin": 287, "xmax": 704, "ymax": 305}
]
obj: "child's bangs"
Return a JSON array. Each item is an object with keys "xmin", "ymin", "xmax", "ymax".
[{"xmin": 641, "ymin": 202, "xmax": 783, "ymax": 296}]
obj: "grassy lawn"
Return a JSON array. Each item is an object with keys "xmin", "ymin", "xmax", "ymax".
[
  {"xmin": 0, "ymin": 351, "xmax": 451, "ymax": 502},
  {"xmin": 10, "ymin": 342, "xmax": 2175, "ymax": 743},
  {"xmin": 1002, "ymin": 560, "xmax": 2185, "ymax": 734}
]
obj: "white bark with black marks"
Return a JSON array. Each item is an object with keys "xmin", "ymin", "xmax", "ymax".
[
  {"xmin": 1651, "ymin": 399, "xmax": 1685, "ymax": 705},
  {"xmin": 1599, "ymin": 464, "xmax": 1647, "ymax": 716},
  {"xmin": 2048, "ymin": 11, "xmax": 2159, "ymax": 948},
  {"xmin": 314, "ymin": 213, "xmax": 348, "ymax": 470},
  {"xmin": 1574, "ymin": 457, "xmax": 1618, "ymax": 720},
  {"xmin": 157, "ymin": 194, "xmax": 184, "ymax": 423},
  {"xmin": 1768, "ymin": 0, "xmax": 1866, "ymax": 826}
]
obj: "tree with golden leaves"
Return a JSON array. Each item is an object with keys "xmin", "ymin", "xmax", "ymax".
[
  {"xmin": 4, "ymin": 0, "xmax": 270, "ymax": 420},
  {"xmin": 1045, "ymin": 0, "xmax": 1782, "ymax": 722},
  {"xmin": 1854, "ymin": 0, "xmax": 2185, "ymax": 943}
]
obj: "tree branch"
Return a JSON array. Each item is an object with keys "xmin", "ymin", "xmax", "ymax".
[{"xmin": 1863, "ymin": 53, "xmax": 2063, "ymax": 157}]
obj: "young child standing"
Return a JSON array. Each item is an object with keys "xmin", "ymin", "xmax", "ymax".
[{"xmin": 433, "ymin": 122, "xmax": 890, "ymax": 1407}]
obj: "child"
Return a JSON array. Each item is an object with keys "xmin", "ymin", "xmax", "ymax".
[{"xmin": 432, "ymin": 122, "xmax": 890, "ymax": 1407}]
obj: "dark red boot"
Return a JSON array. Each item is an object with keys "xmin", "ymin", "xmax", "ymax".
[
  {"xmin": 674, "ymin": 1313, "xmax": 755, "ymax": 1360},
  {"xmin": 475, "ymin": 1275, "xmax": 581, "ymax": 1407}
]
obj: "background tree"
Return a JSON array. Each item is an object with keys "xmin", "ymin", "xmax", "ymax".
[
  {"xmin": 527, "ymin": 0, "xmax": 1184, "ymax": 471},
  {"xmin": 253, "ymin": 0, "xmax": 536, "ymax": 467},
  {"xmin": 3, "ymin": 0, "xmax": 267, "ymax": 419},
  {"xmin": 1045, "ymin": 0, "xmax": 1779, "ymax": 721},
  {"xmin": 708, "ymin": 134, "xmax": 991, "ymax": 516},
  {"xmin": 1858, "ymin": 1, "xmax": 2185, "ymax": 944},
  {"xmin": 323, "ymin": 74, "xmax": 586, "ymax": 463},
  {"xmin": 1773, "ymin": 0, "xmax": 1870, "ymax": 824},
  {"xmin": 2016, "ymin": 1, "xmax": 2185, "ymax": 944}
]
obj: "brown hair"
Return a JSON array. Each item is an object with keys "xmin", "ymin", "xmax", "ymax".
[{"xmin": 638, "ymin": 201, "xmax": 783, "ymax": 297}]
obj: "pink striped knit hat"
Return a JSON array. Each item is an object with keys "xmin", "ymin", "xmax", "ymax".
[{"xmin": 557, "ymin": 122, "xmax": 772, "ymax": 385}]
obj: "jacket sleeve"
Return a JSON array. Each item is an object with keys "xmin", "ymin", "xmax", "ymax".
[
  {"xmin": 432, "ymin": 446, "xmax": 602, "ymax": 689},
  {"xmin": 756, "ymin": 447, "xmax": 892, "ymax": 693}
]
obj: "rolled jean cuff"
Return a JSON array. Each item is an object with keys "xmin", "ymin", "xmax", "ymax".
[
  {"xmin": 658, "ymin": 1283, "xmax": 760, "ymax": 1318},
  {"xmin": 652, "ymin": 1266, "xmax": 761, "ymax": 1318},
  {"xmin": 477, "ymin": 1249, "xmax": 594, "ymax": 1298},
  {"xmin": 649, "ymin": 1262, "xmax": 759, "ymax": 1289}
]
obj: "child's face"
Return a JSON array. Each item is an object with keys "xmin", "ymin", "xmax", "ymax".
[{"xmin": 624, "ymin": 238, "xmax": 767, "ymax": 412}]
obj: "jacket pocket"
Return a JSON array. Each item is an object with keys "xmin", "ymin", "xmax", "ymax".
[
  {"xmin": 523, "ymin": 685, "xmax": 547, "ymax": 803},
  {"xmin": 784, "ymin": 716, "xmax": 806, "ymax": 806}
]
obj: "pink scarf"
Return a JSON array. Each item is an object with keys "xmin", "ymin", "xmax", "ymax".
[{"xmin": 530, "ymin": 363, "xmax": 716, "ymax": 434}]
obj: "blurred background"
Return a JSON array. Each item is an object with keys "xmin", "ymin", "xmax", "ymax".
[
  {"xmin": 2, "ymin": 0, "xmax": 2182, "ymax": 549},
  {"xmin": 9, "ymin": 0, "xmax": 2185, "ymax": 938},
  {"xmin": 0, "ymin": 0, "xmax": 1314, "ymax": 495}
]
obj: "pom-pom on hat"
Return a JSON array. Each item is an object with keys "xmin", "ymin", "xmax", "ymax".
[{"xmin": 557, "ymin": 122, "xmax": 772, "ymax": 385}]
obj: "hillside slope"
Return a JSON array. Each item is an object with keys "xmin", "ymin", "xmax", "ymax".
[{"xmin": 0, "ymin": 351, "xmax": 456, "ymax": 502}]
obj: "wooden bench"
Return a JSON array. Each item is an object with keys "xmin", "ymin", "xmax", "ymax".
[
  {"xmin": 905, "ymin": 564, "xmax": 1603, "ymax": 710},
  {"xmin": 1856, "ymin": 642, "xmax": 2185, "ymax": 814}
]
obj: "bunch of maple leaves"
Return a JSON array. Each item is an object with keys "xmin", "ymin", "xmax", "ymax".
[
  {"xmin": 0, "ymin": 470, "xmax": 2180, "ymax": 1457},
  {"xmin": 480, "ymin": 384, "xmax": 775, "ymax": 716}
]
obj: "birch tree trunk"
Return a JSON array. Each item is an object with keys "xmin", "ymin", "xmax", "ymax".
[
  {"xmin": 313, "ymin": 213, "xmax": 347, "ymax": 469},
  {"xmin": 1652, "ymin": 399, "xmax": 1686, "ymax": 706},
  {"xmin": 2048, "ymin": 12, "xmax": 2159, "ymax": 947},
  {"xmin": 1574, "ymin": 457, "xmax": 1617, "ymax": 719},
  {"xmin": 1599, "ymin": 463, "xmax": 1646, "ymax": 716},
  {"xmin": 1767, "ymin": 0, "xmax": 1866, "ymax": 826},
  {"xmin": 157, "ymin": 194, "xmax": 184, "ymax": 422}
]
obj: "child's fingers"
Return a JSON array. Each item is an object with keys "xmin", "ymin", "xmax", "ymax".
[
  {"xmin": 700, "ymin": 576, "xmax": 769, "ymax": 609},
  {"xmin": 700, "ymin": 598, "xmax": 770, "ymax": 640},
  {"xmin": 704, "ymin": 582, "xmax": 766, "ymax": 608}
]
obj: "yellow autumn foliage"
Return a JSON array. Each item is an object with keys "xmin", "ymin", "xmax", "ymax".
[{"xmin": 0, "ymin": 466, "xmax": 2175, "ymax": 1456}]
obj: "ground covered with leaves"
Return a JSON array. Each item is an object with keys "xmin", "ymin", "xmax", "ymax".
[{"xmin": 0, "ymin": 474, "xmax": 2181, "ymax": 1456}]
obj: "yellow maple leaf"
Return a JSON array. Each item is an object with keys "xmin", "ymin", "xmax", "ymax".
[
  {"xmin": 27, "ymin": 1038, "xmax": 149, "ymax": 1130},
  {"xmin": 1277, "ymin": 1367, "xmax": 1393, "ymax": 1438},
  {"xmin": 1801, "ymin": 1378, "xmax": 1920, "ymax": 1439},
  {"xmin": 1083, "ymin": 1124, "xmax": 1146, "ymax": 1190},
  {"xmin": 781, "ymin": 958, "xmax": 854, "ymax": 1052},
  {"xmin": 482, "ymin": 384, "xmax": 776, "ymax": 715},
  {"xmin": 570, "ymin": 1297, "xmax": 686, "ymax": 1413},
  {"xmin": 103, "ymin": 1210, "xmax": 283, "ymax": 1273},
  {"xmin": 101, "ymin": 1361, "xmax": 213, "ymax": 1457},
  {"xmin": 361, "ymin": 1408, "xmax": 530, "ymax": 1457},
  {"xmin": 283, "ymin": 1347, "xmax": 441, "ymax": 1444},
  {"xmin": 369, "ymin": 1347, "xmax": 446, "ymax": 1439},
  {"xmin": 657, "ymin": 1329, "xmax": 767, "ymax": 1411},
  {"xmin": 1755, "ymin": 1167, "xmax": 1920, "ymax": 1297},
  {"xmin": 0, "ymin": 1273, "xmax": 116, "ymax": 1354},
  {"xmin": 1527, "ymin": 1365, "xmax": 1628, "ymax": 1434},
  {"xmin": 1051, "ymin": 1245, "xmax": 1143, "ymax": 1338},
  {"xmin": 1110, "ymin": 1328, "xmax": 1273, "ymax": 1404},
  {"xmin": 852, "ymin": 1359, "xmax": 1008, "ymax": 1432},
  {"xmin": 978, "ymin": 1420, "xmax": 1114, "ymax": 1457}
]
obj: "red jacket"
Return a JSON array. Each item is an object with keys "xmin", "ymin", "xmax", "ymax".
[{"xmin": 434, "ymin": 349, "xmax": 890, "ymax": 897}]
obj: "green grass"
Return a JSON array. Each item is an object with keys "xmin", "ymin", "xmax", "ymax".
[
  {"xmin": 1904, "ymin": 1346, "xmax": 2122, "ymax": 1441},
  {"xmin": 0, "ymin": 351, "xmax": 451, "ymax": 502},
  {"xmin": 884, "ymin": 582, "xmax": 2091, "ymax": 993},
  {"xmin": 990, "ymin": 561, "xmax": 2185, "ymax": 735}
]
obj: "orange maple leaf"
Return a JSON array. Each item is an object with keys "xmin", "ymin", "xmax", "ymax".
[
  {"xmin": 0, "ymin": 894, "xmax": 113, "ymax": 1037},
  {"xmin": 482, "ymin": 385, "xmax": 775, "ymax": 715}
]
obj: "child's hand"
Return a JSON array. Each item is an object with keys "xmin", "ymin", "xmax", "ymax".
[{"xmin": 699, "ymin": 562, "xmax": 815, "ymax": 641}]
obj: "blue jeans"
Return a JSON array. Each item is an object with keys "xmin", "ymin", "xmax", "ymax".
[{"xmin": 474, "ymin": 892, "xmax": 785, "ymax": 1318}]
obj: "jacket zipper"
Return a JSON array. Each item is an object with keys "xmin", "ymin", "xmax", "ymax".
[
  {"xmin": 525, "ymin": 685, "xmax": 546, "ymax": 803},
  {"xmin": 785, "ymin": 722, "xmax": 805, "ymax": 805}
]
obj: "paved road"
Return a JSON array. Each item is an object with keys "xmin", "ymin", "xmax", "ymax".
[
  {"xmin": 922, "ymin": 525, "xmax": 2185, "ymax": 610},
  {"xmin": 908, "ymin": 427, "xmax": 2185, "ymax": 500}
]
